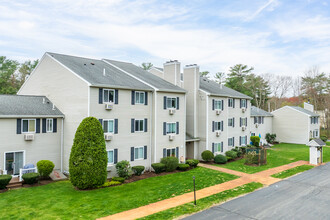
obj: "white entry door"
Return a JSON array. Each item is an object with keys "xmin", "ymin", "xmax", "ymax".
[{"xmin": 5, "ymin": 152, "xmax": 24, "ymax": 175}]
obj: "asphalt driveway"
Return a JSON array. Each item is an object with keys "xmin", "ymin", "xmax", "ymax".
[{"xmin": 185, "ymin": 163, "xmax": 330, "ymax": 220}]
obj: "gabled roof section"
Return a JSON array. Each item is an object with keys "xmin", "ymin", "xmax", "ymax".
[
  {"xmin": 200, "ymin": 77, "xmax": 252, "ymax": 99},
  {"xmin": 307, "ymin": 138, "xmax": 326, "ymax": 147},
  {"xmin": 104, "ymin": 59, "xmax": 186, "ymax": 93},
  {"xmin": 0, "ymin": 95, "xmax": 64, "ymax": 117},
  {"xmin": 251, "ymin": 106, "xmax": 273, "ymax": 117},
  {"xmin": 288, "ymin": 106, "xmax": 319, "ymax": 117},
  {"xmin": 47, "ymin": 52, "xmax": 153, "ymax": 91}
]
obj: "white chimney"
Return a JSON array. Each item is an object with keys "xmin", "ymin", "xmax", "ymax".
[
  {"xmin": 163, "ymin": 60, "xmax": 181, "ymax": 87},
  {"xmin": 304, "ymin": 102, "xmax": 314, "ymax": 112}
]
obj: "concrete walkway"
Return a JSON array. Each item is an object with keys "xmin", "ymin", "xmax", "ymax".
[{"xmin": 99, "ymin": 160, "xmax": 310, "ymax": 220}]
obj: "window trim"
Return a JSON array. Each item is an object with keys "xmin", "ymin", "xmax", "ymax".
[
  {"xmin": 228, "ymin": 137, "xmax": 234, "ymax": 147},
  {"xmin": 240, "ymin": 136, "xmax": 247, "ymax": 146},
  {"xmin": 166, "ymin": 122, "xmax": 177, "ymax": 134},
  {"xmin": 214, "ymin": 143, "xmax": 223, "ymax": 153},
  {"xmin": 22, "ymin": 119, "xmax": 36, "ymax": 133},
  {"xmin": 228, "ymin": 98, "xmax": 233, "ymax": 107},
  {"xmin": 134, "ymin": 119, "xmax": 145, "ymax": 132},
  {"xmin": 214, "ymin": 100, "xmax": 222, "ymax": 110},
  {"xmin": 134, "ymin": 146, "xmax": 145, "ymax": 160},
  {"xmin": 166, "ymin": 147, "xmax": 177, "ymax": 157},
  {"xmin": 107, "ymin": 149, "xmax": 114, "ymax": 165},
  {"xmin": 241, "ymin": 99, "xmax": 247, "ymax": 108},
  {"xmin": 103, "ymin": 89, "xmax": 115, "ymax": 103},
  {"xmin": 166, "ymin": 97, "xmax": 177, "ymax": 109},
  {"xmin": 135, "ymin": 91, "xmax": 145, "ymax": 105},
  {"xmin": 103, "ymin": 119, "xmax": 114, "ymax": 133},
  {"xmin": 214, "ymin": 121, "xmax": 222, "ymax": 131},
  {"xmin": 46, "ymin": 118, "xmax": 53, "ymax": 133},
  {"xmin": 228, "ymin": 118, "xmax": 233, "ymax": 127}
]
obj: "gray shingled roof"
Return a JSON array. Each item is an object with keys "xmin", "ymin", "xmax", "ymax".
[
  {"xmin": 289, "ymin": 106, "xmax": 319, "ymax": 117},
  {"xmin": 251, "ymin": 106, "xmax": 273, "ymax": 117},
  {"xmin": 104, "ymin": 59, "xmax": 186, "ymax": 93},
  {"xmin": 47, "ymin": 53, "xmax": 153, "ymax": 91},
  {"xmin": 200, "ymin": 77, "xmax": 252, "ymax": 99},
  {"xmin": 0, "ymin": 95, "xmax": 64, "ymax": 117}
]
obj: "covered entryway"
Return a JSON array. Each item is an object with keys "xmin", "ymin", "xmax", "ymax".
[
  {"xmin": 186, "ymin": 134, "xmax": 199, "ymax": 159},
  {"xmin": 5, "ymin": 151, "xmax": 24, "ymax": 175}
]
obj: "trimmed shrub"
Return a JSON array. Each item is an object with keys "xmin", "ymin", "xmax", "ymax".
[
  {"xmin": 245, "ymin": 151, "xmax": 258, "ymax": 165},
  {"xmin": 177, "ymin": 164, "xmax": 190, "ymax": 171},
  {"xmin": 193, "ymin": 159, "xmax": 199, "ymax": 167},
  {"xmin": 186, "ymin": 159, "xmax": 199, "ymax": 168},
  {"xmin": 116, "ymin": 160, "xmax": 132, "ymax": 179},
  {"xmin": 250, "ymin": 136, "xmax": 260, "ymax": 148},
  {"xmin": 201, "ymin": 150, "xmax": 214, "ymax": 162},
  {"xmin": 151, "ymin": 163, "xmax": 165, "ymax": 174},
  {"xmin": 102, "ymin": 180, "xmax": 121, "ymax": 187},
  {"xmin": 37, "ymin": 160, "xmax": 55, "ymax": 179},
  {"xmin": 320, "ymin": 135, "xmax": 328, "ymax": 143},
  {"xmin": 214, "ymin": 154, "xmax": 227, "ymax": 164},
  {"xmin": 161, "ymin": 157, "xmax": 179, "ymax": 172},
  {"xmin": 22, "ymin": 173, "xmax": 39, "ymax": 184},
  {"xmin": 112, "ymin": 177, "xmax": 125, "ymax": 183},
  {"xmin": 0, "ymin": 175, "xmax": 12, "ymax": 189},
  {"xmin": 69, "ymin": 117, "xmax": 107, "ymax": 189},
  {"xmin": 225, "ymin": 150, "xmax": 238, "ymax": 160},
  {"xmin": 232, "ymin": 147, "xmax": 243, "ymax": 157},
  {"xmin": 265, "ymin": 133, "xmax": 276, "ymax": 144},
  {"xmin": 132, "ymin": 166, "xmax": 145, "ymax": 176},
  {"xmin": 240, "ymin": 146, "xmax": 247, "ymax": 155}
]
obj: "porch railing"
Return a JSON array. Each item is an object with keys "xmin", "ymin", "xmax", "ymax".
[{"xmin": 19, "ymin": 168, "xmax": 38, "ymax": 182}]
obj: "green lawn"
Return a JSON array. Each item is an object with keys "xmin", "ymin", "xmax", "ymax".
[
  {"xmin": 0, "ymin": 167, "xmax": 237, "ymax": 220},
  {"xmin": 327, "ymin": 141, "xmax": 330, "ymax": 146},
  {"xmin": 214, "ymin": 143, "xmax": 330, "ymax": 174},
  {"xmin": 271, "ymin": 165, "xmax": 314, "ymax": 179},
  {"xmin": 139, "ymin": 182, "xmax": 263, "ymax": 220}
]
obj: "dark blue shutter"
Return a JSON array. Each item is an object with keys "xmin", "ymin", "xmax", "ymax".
[
  {"xmin": 114, "ymin": 149, "xmax": 118, "ymax": 164},
  {"xmin": 144, "ymin": 146, "xmax": 147, "ymax": 159},
  {"xmin": 310, "ymin": 117, "xmax": 313, "ymax": 124},
  {"xmin": 164, "ymin": 96, "xmax": 167, "ymax": 109},
  {"xmin": 262, "ymin": 117, "xmax": 264, "ymax": 124},
  {"xmin": 163, "ymin": 148, "xmax": 166, "ymax": 158},
  {"xmin": 115, "ymin": 89, "xmax": 118, "ymax": 104},
  {"xmin": 245, "ymin": 136, "xmax": 247, "ymax": 145},
  {"xmin": 233, "ymin": 99, "xmax": 235, "ymax": 108},
  {"xmin": 212, "ymin": 121, "xmax": 215, "ymax": 132},
  {"xmin": 99, "ymin": 119, "xmax": 103, "ymax": 126},
  {"xmin": 228, "ymin": 99, "xmax": 230, "ymax": 107},
  {"xmin": 239, "ymin": 136, "xmax": 241, "ymax": 146},
  {"xmin": 42, "ymin": 118, "xmax": 46, "ymax": 133},
  {"xmin": 36, "ymin": 119, "xmax": 40, "ymax": 133},
  {"xmin": 144, "ymin": 118, "xmax": 147, "ymax": 132},
  {"xmin": 233, "ymin": 137, "xmax": 235, "ymax": 146},
  {"xmin": 240, "ymin": 99, "xmax": 242, "ymax": 108},
  {"xmin": 163, "ymin": 122, "xmax": 166, "ymax": 135},
  {"xmin": 176, "ymin": 97, "xmax": 179, "ymax": 110},
  {"xmin": 221, "ymin": 121, "xmax": 224, "ymax": 131},
  {"xmin": 233, "ymin": 118, "xmax": 235, "ymax": 127},
  {"xmin": 176, "ymin": 147, "xmax": 179, "ymax": 159},
  {"xmin": 17, "ymin": 119, "xmax": 21, "ymax": 134},
  {"xmin": 99, "ymin": 88, "xmax": 103, "ymax": 104},
  {"xmin": 246, "ymin": 117, "xmax": 248, "ymax": 126},
  {"xmin": 53, "ymin": 118, "xmax": 57, "ymax": 133},
  {"xmin": 131, "ymin": 147, "xmax": 134, "ymax": 161},
  {"xmin": 176, "ymin": 122, "xmax": 179, "ymax": 134},
  {"xmin": 221, "ymin": 142, "xmax": 223, "ymax": 152},
  {"xmin": 131, "ymin": 119, "xmax": 135, "ymax": 133},
  {"xmin": 221, "ymin": 100, "xmax": 224, "ymax": 110},
  {"xmin": 114, "ymin": 119, "xmax": 118, "ymax": 134},
  {"xmin": 212, "ymin": 143, "xmax": 214, "ymax": 153},
  {"xmin": 212, "ymin": 99, "xmax": 215, "ymax": 110},
  {"xmin": 240, "ymin": 118, "xmax": 242, "ymax": 127},
  {"xmin": 145, "ymin": 92, "xmax": 148, "ymax": 105},
  {"xmin": 131, "ymin": 91, "xmax": 135, "ymax": 105}
]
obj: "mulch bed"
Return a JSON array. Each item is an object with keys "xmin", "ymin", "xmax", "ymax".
[
  {"xmin": 200, "ymin": 156, "xmax": 244, "ymax": 165},
  {"xmin": 21, "ymin": 179, "xmax": 54, "ymax": 188}
]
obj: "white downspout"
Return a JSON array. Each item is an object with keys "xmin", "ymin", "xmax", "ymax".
[
  {"xmin": 60, "ymin": 117, "xmax": 64, "ymax": 172},
  {"xmin": 154, "ymin": 91, "xmax": 157, "ymax": 163},
  {"xmin": 149, "ymin": 92, "xmax": 153, "ymax": 169},
  {"xmin": 206, "ymin": 95, "xmax": 209, "ymax": 150}
]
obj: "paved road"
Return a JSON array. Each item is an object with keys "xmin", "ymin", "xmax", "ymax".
[{"xmin": 185, "ymin": 163, "xmax": 330, "ymax": 220}]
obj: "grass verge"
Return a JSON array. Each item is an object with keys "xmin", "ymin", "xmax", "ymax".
[
  {"xmin": 271, "ymin": 165, "xmax": 314, "ymax": 179},
  {"xmin": 0, "ymin": 167, "xmax": 237, "ymax": 219},
  {"xmin": 326, "ymin": 141, "xmax": 330, "ymax": 146},
  {"xmin": 139, "ymin": 182, "xmax": 263, "ymax": 220}
]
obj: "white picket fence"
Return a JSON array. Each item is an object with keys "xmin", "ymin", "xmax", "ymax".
[{"xmin": 19, "ymin": 167, "xmax": 38, "ymax": 182}]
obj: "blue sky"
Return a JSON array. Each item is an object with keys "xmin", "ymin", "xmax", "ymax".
[{"xmin": 1, "ymin": 0, "xmax": 330, "ymax": 77}]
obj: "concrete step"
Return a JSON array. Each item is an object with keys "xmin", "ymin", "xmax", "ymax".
[{"xmin": 7, "ymin": 182, "xmax": 23, "ymax": 188}]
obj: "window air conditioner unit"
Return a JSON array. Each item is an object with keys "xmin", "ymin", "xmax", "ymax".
[
  {"xmin": 242, "ymin": 108, "xmax": 246, "ymax": 113},
  {"xmin": 24, "ymin": 134, "xmax": 34, "ymax": 141},
  {"xmin": 104, "ymin": 133, "xmax": 113, "ymax": 141},
  {"xmin": 241, "ymin": 126, "xmax": 246, "ymax": 131},
  {"xmin": 169, "ymin": 109, "xmax": 176, "ymax": 115},
  {"xmin": 216, "ymin": 131, "xmax": 221, "ymax": 137},
  {"xmin": 255, "ymin": 124, "xmax": 259, "ymax": 128},
  {"xmin": 216, "ymin": 110, "xmax": 222, "ymax": 115},
  {"xmin": 105, "ymin": 102, "xmax": 113, "ymax": 110},
  {"xmin": 169, "ymin": 134, "xmax": 174, "ymax": 141}
]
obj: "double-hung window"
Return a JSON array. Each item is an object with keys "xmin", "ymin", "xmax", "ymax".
[
  {"xmin": 166, "ymin": 148, "xmax": 176, "ymax": 157},
  {"xmin": 313, "ymin": 130, "xmax": 319, "ymax": 138},
  {"xmin": 214, "ymin": 122, "xmax": 221, "ymax": 131},
  {"xmin": 166, "ymin": 122, "xmax": 176, "ymax": 134},
  {"xmin": 228, "ymin": 118, "xmax": 234, "ymax": 127},
  {"xmin": 240, "ymin": 136, "xmax": 246, "ymax": 145},
  {"xmin": 241, "ymin": 99, "xmax": 247, "ymax": 108},
  {"xmin": 135, "ymin": 119, "xmax": 144, "ymax": 132},
  {"xmin": 228, "ymin": 137, "xmax": 234, "ymax": 147},
  {"xmin": 103, "ymin": 119, "xmax": 114, "ymax": 133},
  {"xmin": 107, "ymin": 150, "xmax": 114, "ymax": 164},
  {"xmin": 22, "ymin": 119, "xmax": 36, "ymax": 133},
  {"xmin": 135, "ymin": 91, "xmax": 145, "ymax": 104},
  {"xmin": 134, "ymin": 146, "xmax": 144, "ymax": 160},
  {"xmin": 214, "ymin": 143, "xmax": 223, "ymax": 153},
  {"xmin": 46, "ymin": 119, "xmax": 53, "ymax": 132},
  {"xmin": 228, "ymin": 98, "xmax": 233, "ymax": 107},
  {"xmin": 103, "ymin": 89, "xmax": 114, "ymax": 103},
  {"xmin": 214, "ymin": 100, "xmax": 222, "ymax": 110},
  {"xmin": 166, "ymin": 97, "xmax": 177, "ymax": 109},
  {"xmin": 241, "ymin": 118, "xmax": 247, "ymax": 127}
]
